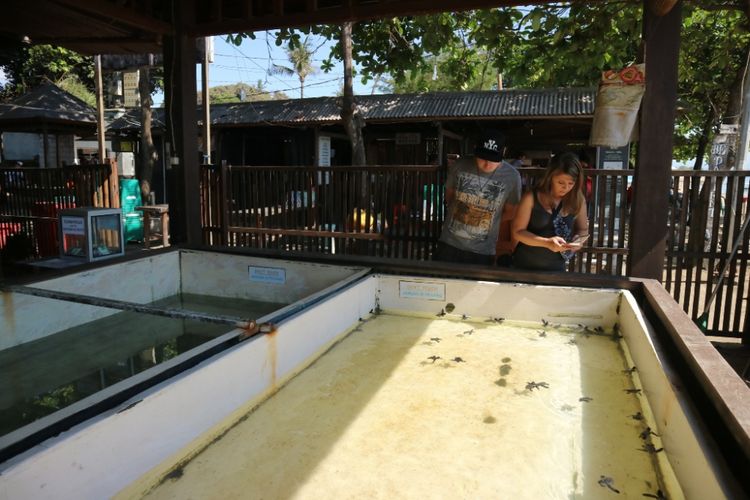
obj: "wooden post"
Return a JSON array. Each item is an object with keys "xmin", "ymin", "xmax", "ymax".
[
  {"xmin": 202, "ymin": 37, "xmax": 211, "ymax": 165},
  {"xmin": 164, "ymin": 0, "xmax": 201, "ymax": 245},
  {"xmin": 94, "ymin": 55, "xmax": 106, "ymax": 164},
  {"xmin": 628, "ymin": 1, "xmax": 682, "ymax": 280},
  {"xmin": 220, "ymin": 163, "xmax": 229, "ymax": 245}
]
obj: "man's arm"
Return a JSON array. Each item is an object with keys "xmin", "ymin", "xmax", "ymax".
[
  {"xmin": 496, "ymin": 202, "xmax": 518, "ymax": 255},
  {"xmin": 445, "ymin": 187, "xmax": 455, "ymax": 205}
]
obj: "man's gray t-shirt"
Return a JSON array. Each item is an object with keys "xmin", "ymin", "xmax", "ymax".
[{"xmin": 440, "ymin": 157, "xmax": 521, "ymax": 255}]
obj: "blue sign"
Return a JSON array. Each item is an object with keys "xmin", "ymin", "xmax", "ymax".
[
  {"xmin": 399, "ymin": 280, "xmax": 446, "ymax": 301},
  {"xmin": 248, "ymin": 266, "xmax": 286, "ymax": 285}
]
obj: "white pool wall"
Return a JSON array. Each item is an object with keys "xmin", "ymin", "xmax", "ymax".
[
  {"xmin": 0, "ymin": 252, "xmax": 180, "ymax": 350},
  {"xmin": 179, "ymin": 250, "xmax": 366, "ymax": 303},
  {"xmin": 618, "ymin": 293, "xmax": 729, "ymax": 499},
  {"xmin": 377, "ymin": 275, "xmax": 620, "ymax": 326}
]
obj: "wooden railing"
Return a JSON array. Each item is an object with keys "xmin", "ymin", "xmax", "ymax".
[
  {"xmin": 201, "ymin": 164, "xmax": 446, "ymax": 260},
  {"xmin": 201, "ymin": 164, "xmax": 749, "ymax": 338},
  {"xmin": 0, "ymin": 164, "xmax": 119, "ymax": 259},
  {"xmin": 664, "ymin": 171, "xmax": 750, "ymax": 337}
]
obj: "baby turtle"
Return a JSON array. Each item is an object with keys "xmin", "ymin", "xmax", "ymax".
[
  {"xmin": 452, "ymin": 357, "xmax": 465, "ymax": 363},
  {"xmin": 597, "ymin": 476, "xmax": 620, "ymax": 494},
  {"xmin": 525, "ymin": 381, "xmax": 549, "ymax": 391},
  {"xmin": 541, "ymin": 318, "xmax": 550, "ymax": 327},
  {"xmin": 427, "ymin": 355, "xmax": 441, "ymax": 363},
  {"xmin": 430, "ymin": 337, "xmax": 441, "ymax": 343},
  {"xmin": 538, "ymin": 330, "xmax": 547, "ymax": 338},
  {"xmin": 461, "ymin": 314, "xmax": 470, "ymax": 320},
  {"xmin": 639, "ymin": 444, "xmax": 664, "ymax": 454},
  {"xmin": 579, "ymin": 396, "xmax": 593, "ymax": 403},
  {"xmin": 462, "ymin": 329, "xmax": 475, "ymax": 335},
  {"xmin": 625, "ymin": 388, "xmax": 642, "ymax": 395},
  {"xmin": 630, "ymin": 412, "xmax": 644, "ymax": 421},
  {"xmin": 436, "ymin": 309, "xmax": 446, "ymax": 317},
  {"xmin": 567, "ymin": 339, "xmax": 578, "ymax": 345},
  {"xmin": 639, "ymin": 427, "xmax": 660, "ymax": 440},
  {"xmin": 623, "ymin": 366, "xmax": 637, "ymax": 374}
]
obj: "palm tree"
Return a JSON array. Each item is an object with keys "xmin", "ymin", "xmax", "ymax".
[{"xmin": 269, "ymin": 36, "xmax": 316, "ymax": 98}]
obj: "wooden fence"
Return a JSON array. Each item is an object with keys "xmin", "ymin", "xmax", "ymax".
[
  {"xmin": 201, "ymin": 164, "xmax": 749, "ymax": 338},
  {"xmin": 201, "ymin": 164, "xmax": 445, "ymax": 260},
  {"xmin": 0, "ymin": 164, "xmax": 119, "ymax": 259}
]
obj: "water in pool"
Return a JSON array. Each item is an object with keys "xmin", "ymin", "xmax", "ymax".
[
  {"xmin": 0, "ymin": 294, "xmax": 286, "ymax": 437},
  {"xmin": 135, "ymin": 313, "xmax": 672, "ymax": 499}
]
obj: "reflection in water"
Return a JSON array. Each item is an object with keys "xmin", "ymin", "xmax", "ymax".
[{"xmin": 0, "ymin": 294, "xmax": 286, "ymax": 437}]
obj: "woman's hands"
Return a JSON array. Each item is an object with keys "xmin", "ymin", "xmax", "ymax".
[{"xmin": 546, "ymin": 236, "xmax": 568, "ymax": 252}]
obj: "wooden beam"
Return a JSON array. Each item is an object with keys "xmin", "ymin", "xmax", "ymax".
[
  {"xmin": 164, "ymin": 0, "xmax": 202, "ymax": 246},
  {"xmin": 188, "ymin": 0, "xmax": 609, "ymax": 36},
  {"xmin": 51, "ymin": 0, "xmax": 173, "ymax": 35},
  {"xmin": 628, "ymin": 1, "xmax": 682, "ymax": 280}
]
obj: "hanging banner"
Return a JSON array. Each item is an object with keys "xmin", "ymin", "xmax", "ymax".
[{"xmin": 589, "ymin": 64, "xmax": 646, "ymax": 148}]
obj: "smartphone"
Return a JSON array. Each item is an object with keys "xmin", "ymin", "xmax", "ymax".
[{"xmin": 566, "ymin": 234, "xmax": 589, "ymax": 248}]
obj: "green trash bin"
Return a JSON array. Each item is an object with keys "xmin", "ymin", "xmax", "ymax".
[{"xmin": 119, "ymin": 179, "xmax": 143, "ymax": 242}]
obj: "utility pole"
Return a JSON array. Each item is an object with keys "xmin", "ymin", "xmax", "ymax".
[{"xmin": 202, "ymin": 37, "xmax": 212, "ymax": 165}]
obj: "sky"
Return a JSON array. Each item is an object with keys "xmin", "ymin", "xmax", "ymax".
[{"xmin": 153, "ymin": 33, "xmax": 377, "ymax": 106}]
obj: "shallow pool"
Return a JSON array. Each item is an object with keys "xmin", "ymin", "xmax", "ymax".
[{"xmin": 139, "ymin": 313, "xmax": 668, "ymax": 499}]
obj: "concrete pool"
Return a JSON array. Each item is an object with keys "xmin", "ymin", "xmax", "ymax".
[{"xmin": 0, "ymin": 251, "xmax": 748, "ymax": 499}]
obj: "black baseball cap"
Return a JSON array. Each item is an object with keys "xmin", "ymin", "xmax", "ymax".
[{"xmin": 474, "ymin": 130, "xmax": 505, "ymax": 162}]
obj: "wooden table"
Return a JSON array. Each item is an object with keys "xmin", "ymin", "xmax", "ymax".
[{"xmin": 136, "ymin": 204, "xmax": 169, "ymax": 248}]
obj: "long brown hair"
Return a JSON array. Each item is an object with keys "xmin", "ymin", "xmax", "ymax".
[{"xmin": 537, "ymin": 152, "xmax": 585, "ymax": 215}]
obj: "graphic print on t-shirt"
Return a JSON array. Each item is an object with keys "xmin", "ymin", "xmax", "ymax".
[{"xmin": 447, "ymin": 171, "xmax": 504, "ymax": 242}]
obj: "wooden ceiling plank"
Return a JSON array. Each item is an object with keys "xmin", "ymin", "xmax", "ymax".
[
  {"xmin": 51, "ymin": 0, "xmax": 173, "ymax": 35},
  {"xmin": 273, "ymin": 0, "xmax": 285, "ymax": 16},
  {"xmin": 189, "ymin": 0, "xmax": 606, "ymax": 36}
]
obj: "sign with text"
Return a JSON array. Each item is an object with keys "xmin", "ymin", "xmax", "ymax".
[
  {"xmin": 61, "ymin": 216, "xmax": 85, "ymax": 236},
  {"xmin": 248, "ymin": 266, "xmax": 286, "ymax": 285},
  {"xmin": 399, "ymin": 280, "xmax": 446, "ymax": 301},
  {"xmin": 318, "ymin": 136, "xmax": 331, "ymax": 166},
  {"xmin": 596, "ymin": 144, "xmax": 630, "ymax": 170}
]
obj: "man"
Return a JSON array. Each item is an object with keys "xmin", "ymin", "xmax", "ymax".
[{"xmin": 435, "ymin": 130, "xmax": 521, "ymax": 265}]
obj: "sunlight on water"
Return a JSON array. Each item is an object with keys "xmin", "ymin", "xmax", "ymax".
[{"xmin": 138, "ymin": 313, "xmax": 671, "ymax": 499}]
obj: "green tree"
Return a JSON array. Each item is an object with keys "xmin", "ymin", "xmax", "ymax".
[
  {"xmin": 269, "ymin": 36, "xmax": 317, "ymax": 98},
  {"xmin": 0, "ymin": 44, "xmax": 94, "ymax": 99},
  {"xmin": 57, "ymin": 74, "xmax": 95, "ymax": 107}
]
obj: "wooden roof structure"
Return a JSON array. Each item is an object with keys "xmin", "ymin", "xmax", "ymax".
[
  {"xmin": 0, "ymin": 0, "xmax": 681, "ymax": 284},
  {"xmin": 0, "ymin": 0, "xmax": 615, "ymax": 55}
]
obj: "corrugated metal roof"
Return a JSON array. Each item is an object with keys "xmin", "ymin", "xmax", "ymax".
[
  {"xmin": 0, "ymin": 81, "xmax": 97, "ymax": 130},
  {"xmin": 107, "ymin": 88, "xmax": 595, "ymax": 131}
]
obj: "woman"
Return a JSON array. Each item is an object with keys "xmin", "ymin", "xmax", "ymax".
[{"xmin": 512, "ymin": 152, "xmax": 588, "ymax": 271}]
